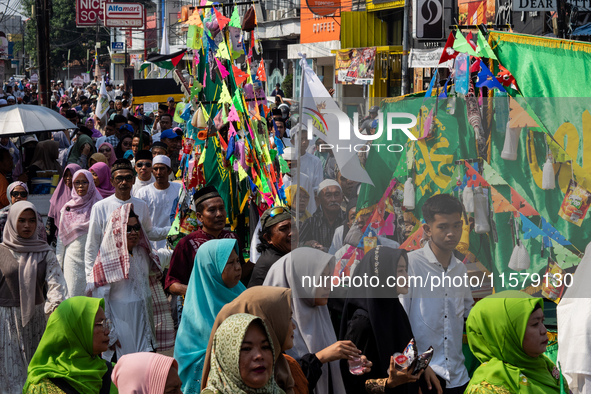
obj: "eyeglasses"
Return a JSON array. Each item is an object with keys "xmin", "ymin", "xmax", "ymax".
[
  {"xmin": 127, "ymin": 224, "xmax": 141, "ymax": 233},
  {"xmin": 268, "ymin": 206, "xmax": 290, "ymax": 218},
  {"xmin": 95, "ymin": 319, "xmax": 113, "ymax": 333},
  {"xmin": 73, "ymin": 180, "xmax": 89, "ymax": 187},
  {"xmin": 114, "ymin": 175, "xmax": 134, "ymax": 183},
  {"xmin": 10, "ymin": 191, "xmax": 27, "ymax": 198},
  {"xmin": 136, "ymin": 161, "xmax": 152, "ymax": 168},
  {"xmin": 99, "ymin": 147, "xmax": 111, "ymax": 153}
]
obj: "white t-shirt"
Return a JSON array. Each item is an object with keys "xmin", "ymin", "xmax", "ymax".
[{"xmin": 136, "ymin": 182, "xmax": 181, "ymax": 250}]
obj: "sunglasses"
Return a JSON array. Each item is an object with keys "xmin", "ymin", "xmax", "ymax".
[
  {"xmin": 99, "ymin": 147, "xmax": 111, "ymax": 153},
  {"xmin": 136, "ymin": 162, "xmax": 152, "ymax": 168},
  {"xmin": 10, "ymin": 191, "xmax": 27, "ymax": 198},
  {"xmin": 114, "ymin": 175, "xmax": 134, "ymax": 183},
  {"xmin": 127, "ymin": 224, "xmax": 141, "ymax": 234},
  {"xmin": 268, "ymin": 206, "xmax": 290, "ymax": 218}
]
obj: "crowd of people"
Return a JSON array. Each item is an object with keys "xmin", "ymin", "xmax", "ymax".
[{"xmin": 0, "ymin": 76, "xmax": 575, "ymax": 394}]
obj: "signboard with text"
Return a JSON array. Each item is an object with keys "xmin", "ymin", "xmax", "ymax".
[
  {"xmin": 76, "ymin": 0, "xmax": 112, "ymax": 27},
  {"xmin": 413, "ymin": 0, "xmax": 445, "ymax": 40},
  {"xmin": 104, "ymin": 2, "xmax": 144, "ymax": 28},
  {"xmin": 111, "ymin": 42, "xmax": 124, "ymax": 51}
]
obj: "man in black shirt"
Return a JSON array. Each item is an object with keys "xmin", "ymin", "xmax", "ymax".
[{"xmin": 271, "ymin": 83, "xmax": 285, "ymax": 98}]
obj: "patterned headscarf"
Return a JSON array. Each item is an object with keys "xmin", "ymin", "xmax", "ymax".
[{"xmin": 205, "ymin": 313, "xmax": 284, "ymax": 394}]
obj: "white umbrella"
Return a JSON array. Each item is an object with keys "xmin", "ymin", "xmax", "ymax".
[{"xmin": 0, "ymin": 105, "xmax": 77, "ymax": 136}]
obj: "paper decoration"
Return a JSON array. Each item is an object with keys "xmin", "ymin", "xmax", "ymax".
[
  {"xmin": 203, "ymin": 68, "xmax": 207, "ymax": 88},
  {"xmin": 465, "ymin": 161, "xmax": 490, "ymax": 187},
  {"xmin": 237, "ymin": 162, "xmax": 248, "ymax": 181},
  {"xmin": 200, "ymin": 103, "xmax": 210, "ymax": 122},
  {"xmin": 187, "ymin": 25, "xmax": 202, "ymax": 49},
  {"xmin": 216, "ymin": 41, "xmax": 231, "ymax": 60},
  {"xmin": 232, "ymin": 64, "xmax": 249, "ymax": 86},
  {"xmin": 482, "ymin": 162, "xmax": 508, "ymax": 185},
  {"xmin": 466, "ymin": 31, "xmax": 478, "ymax": 51},
  {"xmin": 439, "ymin": 32, "xmax": 459, "ymax": 64},
  {"xmin": 213, "ymin": 8, "xmax": 231, "ymax": 30},
  {"xmin": 227, "ymin": 104, "xmax": 240, "ymax": 122},
  {"xmin": 496, "ymin": 65, "xmax": 518, "ymax": 90},
  {"xmin": 511, "ymin": 188, "xmax": 540, "ymax": 216},
  {"xmin": 490, "ymin": 186, "xmax": 516, "ymax": 213},
  {"xmin": 392, "ymin": 153, "xmax": 408, "ymax": 179},
  {"xmin": 476, "ymin": 62, "xmax": 506, "ymax": 92},
  {"xmin": 520, "ymin": 213, "xmax": 546, "ymax": 240},
  {"xmin": 470, "ymin": 58, "xmax": 481, "ymax": 73},
  {"xmin": 453, "ymin": 31, "xmax": 479, "ymax": 56},
  {"xmin": 229, "ymin": 6, "xmax": 241, "ymax": 28},
  {"xmin": 455, "ymin": 53, "xmax": 470, "ymax": 95},
  {"xmin": 558, "ymin": 179, "xmax": 591, "ymax": 227},
  {"xmin": 216, "ymin": 58, "xmax": 230, "ymax": 79},
  {"xmin": 400, "ymin": 226, "xmax": 424, "ymax": 251},
  {"xmin": 553, "ymin": 243, "xmax": 579, "ymax": 269},
  {"xmin": 232, "ymin": 89, "xmax": 245, "ymax": 112},
  {"xmin": 190, "ymin": 81, "xmax": 202, "ymax": 99},
  {"xmin": 256, "ymin": 59, "xmax": 267, "ymax": 82},
  {"xmin": 379, "ymin": 213, "xmax": 395, "ymax": 236},
  {"xmin": 206, "ymin": 33, "xmax": 218, "ymax": 52},
  {"xmin": 540, "ymin": 218, "xmax": 571, "ymax": 245},
  {"xmin": 228, "ymin": 26, "xmax": 243, "ymax": 56},
  {"xmin": 187, "ymin": 9, "xmax": 204, "ymax": 28},
  {"xmin": 509, "ymin": 98, "xmax": 539, "ymax": 128},
  {"xmin": 219, "ymin": 82, "xmax": 232, "ymax": 104},
  {"xmin": 476, "ymin": 31, "xmax": 498, "ymax": 60},
  {"xmin": 424, "ymin": 73, "xmax": 437, "ymax": 98}
]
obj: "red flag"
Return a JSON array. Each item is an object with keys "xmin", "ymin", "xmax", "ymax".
[
  {"xmin": 256, "ymin": 59, "xmax": 266, "ymax": 82},
  {"xmin": 232, "ymin": 64, "xmax": 249, "ymax": 86},
  {"xmin": 439, "ymin": 32, "xmax": 458, "ymax": 64},
  {"xmin": 466, "ymin": 31, "xmax": 478, "ymax": 51},
  {"xmin": 213, "ymin": 8, "xmax": 231, "ymax": 30}
]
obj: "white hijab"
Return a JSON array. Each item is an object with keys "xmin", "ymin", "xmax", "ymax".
[
  {"xmin": 263, "ymin": 247, "xmax": 345, "ymax": 394},
  {"xmin": 557, "ymin": 242, "xmax": 591, "ymax": 392}
]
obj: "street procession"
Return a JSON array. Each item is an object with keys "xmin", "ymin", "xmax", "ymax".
[{"xmin": 0, "ymin": 0, "xmax": 591, "ymax": 392}]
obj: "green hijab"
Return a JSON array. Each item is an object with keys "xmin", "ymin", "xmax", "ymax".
[
  {"xmin": 466, "ymin": 291, "xmax": 564, "ymax": 394},
  {"xmin": 24, "ymin": 296, "xmax": 110, "ymax": 394},
  {"xmin": 205, "ymin": 313, "xmax": 284, "ymax": 394},
  {"xmin": 68, "ymin": 133, "xmax": 95, "ymax": 165}
]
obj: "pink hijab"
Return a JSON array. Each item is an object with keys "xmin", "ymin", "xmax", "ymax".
[
  {"xmin": 58, "ymin": 170, "xmax": 103, "ymax": 246},
  {"xmin": 112, "ymin": 353, "xmax": 178, "ymax": 394},
  {"xmin": 48, "ymin": 163, "xmax": 81, "ymax": 228},
  {"xmin": 85, "ymin": 118, "xmax": 103, "ymax": 139},
  {"xmin": 89, "ymin": 162, "xmax": 115, "ymax": 199},
  {"xmin": 98, "ymin": 142, "xmax": 117, "ymax": 168}
]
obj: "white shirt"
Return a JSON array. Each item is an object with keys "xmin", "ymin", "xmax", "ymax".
[
  {"xmin": 282, "ymin": 171, "xmax": 317, "ymax": 214},
  {"xmin": 297, "ymin": 152, "xmax": 323, "ymax": 200},
  {"xmin": 400, "ymin": 242, "xmax": 473, "ymax": 388},
  {"xmin": 136, "ymin": 182, "xmax": 181, "ymax": 250},
  {"xmin": 84, "ymin": 195, "xmax": 171, "ymax": 280},
  {"xmin": 131, "ymin": 174, "xmax": 156, "ymax": 197}
]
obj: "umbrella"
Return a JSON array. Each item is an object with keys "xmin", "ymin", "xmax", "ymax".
[{"xmin": 0, "ymin": 105, "xmax": 77, "ymax": 136}]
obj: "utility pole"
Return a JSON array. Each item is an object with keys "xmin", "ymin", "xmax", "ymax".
[{"xmin": 35, "ymin": 0, "xmax": 50, "ymax": 106}]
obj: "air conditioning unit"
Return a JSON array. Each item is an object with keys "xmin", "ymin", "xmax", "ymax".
[
  {"xmin": 284, "ymin": 9, "xmax": 298, "ymax": 18},
  {"xmin": 268, "ymin": 10, "xmax": 276, "ymax": 20}
]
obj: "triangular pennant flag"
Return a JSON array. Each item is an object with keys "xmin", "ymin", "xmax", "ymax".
[
  {"xmin": 509, "ymin": 98, "xmax": 539, "ymax": 128},
  {"xmin": 213, "ymin": 8, "xmax": 231, "ymax": 30},
  {"xmin": 476, "ymin": 31, "xmax": 497, "ymax": 60},
  {"xmin": 439, "ymin": 32, "xmax": 459, "ymax": 64},
  {"xmin": 216, "ymin": 41, "xmax": 231, "ymax": 60},
  {"xmin": 490, "ymin": 186, "xmax": 517, "ymax": 213},
  {"xmin": 219, "ymin": 82, "xmax": 232, "ymax": 104},
  {"xmin": 475, "ymin": 62, "xmax": 506, "ymax": 92},
  {"xmin": 511, "ymin": 188, "xmax": 540, "ymax": 216},
  {"xmin": 465, "ymin": 161, "xmax": 490, "ymax": 187},
  {"xmin": 229, "ymin": 6, "xmax": 241, "ymax": 28},
  {"xmin": 232, "ymin": 64, "xmax": 249, "ymax": 86},
  {"xmin": 424, "ymin": 73, "xmax": 437, "ymax": 98},
  {"xmin": 227, "ymin": 104, "xmax": 240, "ymax": 122},
  {"xmin": 453, "ymin": 31, "xmax": 479, "ymax": 57},
  {"xmin": 496, "ymin": 65, "xmax": 518, "ymax": 90},
  {"xmin": 469, "ymin": 58, "xmax": 481, "ymax": 73},
  {"xmin": 438, "ymin": 76, "xmax": 450, "ymax": 98},
  {"xmin": 541, "ymin": 218, "xmax": 571, "ymax": 246},
  {"xmin": 400, "ymin": 226, "xmax": 424, "ymax": 251},
  {"xmin": 466, "ymin": 31, "xmax": 478, "ymax": 52},
  {"xmin": 256, "ymin": 59, "xmax": 267, "ymax": 82},
  {"xmin": 379, "ymin": 213, "xmax": 395, "ymax": 236},
  {"xmin": 520, "ymin": 213, "xmax": 546, "ymax": 240},
  {"xmin": 232, "ymin": 89, "xmax": 245, "ymax": 112},
  {"xmin": 216, "ymin": 58, "xmax": 230, "ymax": 79}
]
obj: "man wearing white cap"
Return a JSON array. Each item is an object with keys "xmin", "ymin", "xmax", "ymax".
[
  {"xmin": 290, "ymin": 123, "xmax": 323, "ymax": 201},
  {"xmin": 282, "ymin": 146, "xmax": 316, "ymax": 214},
  {"xmin": 299, "ymin": 179, "xmax": 344, "ymax": 252},
  {"xmin": 136, "ymin": 154, "xmax": 181, "ymax": 253}
]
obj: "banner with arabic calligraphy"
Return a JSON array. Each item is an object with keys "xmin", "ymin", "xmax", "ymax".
[{"xmin": 335, "ymin": 47, "xmax": 377, "ymax": 85}]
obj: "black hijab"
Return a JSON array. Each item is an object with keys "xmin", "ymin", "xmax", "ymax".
[
  {"xmin": 339, "ymin": 246, "xmax": 417, "ymax": 394},
  {"xmin": 114, "ymin": 135, "xmax": 132, "ymax": 159}
]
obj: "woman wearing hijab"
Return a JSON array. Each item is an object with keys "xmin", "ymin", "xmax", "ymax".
[
  {"xmin": 112, "ymin": 353, "xmax": 182, "ymax": 394},
  {"xmin": 57, "ymin": 170, "xmax": 102, "ymax": 297},
  {"xmin": 115, "ymin": 135, "xmax": 133, "ymax": 159},
  {"xmin": 339, "ymin": 247, "xmax": 436, "ymax": 394},
  {"xmin": 285, "ymin": 185, "xmax": 311, "ymax": 224},
  {"xmin": 90, "ymin": 162, "xmax": 115, "ymax": 199},
  {"xmin": 202, "ymin": 287, "xmax": 310, "ymax": 394},
  {"xmin": 68, "ymin": 130, "xmax": 95, "ymax": 168},
  {"xmin": 263, "ymin": 248, "xmax": 363, "ymax": 394},
  {"xmin": 89, "ymin": 153, "xmax": 108, "ymax": 167},
  {"xmin": 201, "ymin": 313, "xmax": 284, "ymax": 394},
  {"xmin": 0, "ymin": 181, "xmax": 46, "ymax": 243},
  {"xmin": 47, "ymin": 163, "xmax": 81, "ymax": 245},
  {"xmin": 26, "ymin": 140, "xmax": 63, "ymax": 190},
  {"xmin": 87, "ymin": 203, "xmax": 175, "ymax": 360},
  {"xmin": 98, "ymin": 142, "xmax": 117, "ymax": 168},
  {"xmin": 465, "ymin": 291, "xmax": 567, "ymax": 394},
  {"xmin": 85, "ymin": 118, "xmax": 103, "ymax": 139},
  {"xmin": 23, "ymin": 297, "xmax": 117, "ymax": 394},
  {"xmin": 0, "ymin": 201, "xmax": 68, "ymax": 389},
  {"xmin": 175, "ymin": 239, "xmax": 247, "ymax": 393}
]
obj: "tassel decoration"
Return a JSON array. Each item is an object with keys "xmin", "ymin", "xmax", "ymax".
[
  {"xmin": 473, "ymin": 186, "xmax": 491, "ymax": 234},
  {"xmin": 501, "ymin": 121, "xmax": 521, "ymax": 161},
  {"xmin": 542, "ymin": 157, "xmax": 555, "ymax": 190},
  {"xmin": 508, "ymin": 241, "xmax": 531, "ymax": 271},
  {"xmin": 463, "ymin": 185, "xmax": 474, "ymax": 213},
  {"xmin": 403, "ymin": 178, "xmax": 415, "ymax": 210}
]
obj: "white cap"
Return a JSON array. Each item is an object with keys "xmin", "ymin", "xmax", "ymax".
[
  {"xmin": 153, "ymin": 154, "xmax": 171, "ymax": 168},
  {"xmin": 0, "ymin": 99, "xmax": 7, "ymax": 105},
  {"xmin": 282, "ymin": 147, "xmax": 295, "ymax": 161},
  {"xmin": 290, "ymin": 123, "xmax": 307, "ymax": 135},
  {"xmin": 318, "ymin": 179, "xmax": 341, "ymax": 193},
  {"xmin": 7, "ymin": 96, "xmax": 15, "ymax": 100}
]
